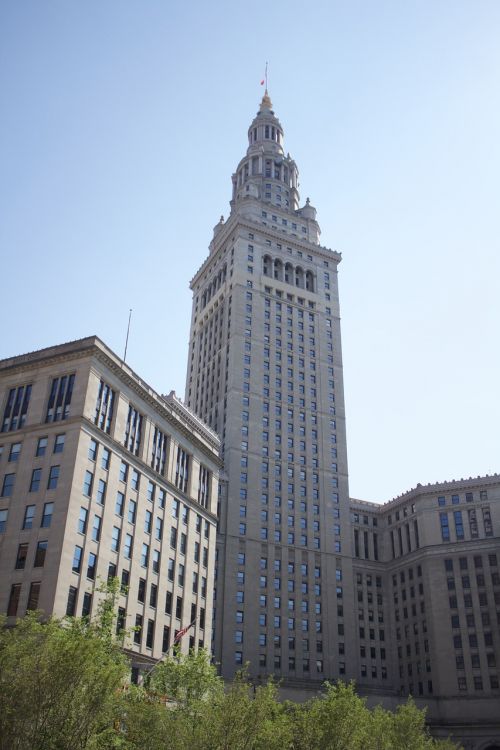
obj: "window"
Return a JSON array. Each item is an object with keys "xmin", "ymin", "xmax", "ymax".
[
  {"xmin": 440, "ymin": 512, "xmax": 450, "ymax": 541},
  {"xmin": 96, "ymin": 479, "xmax": 106, "ymax": 505},
  {"xmin": 141, "ymin": 543, "xmax": 149, "ymax": 567},
  {"xmin": 54, "ymin": 434, "xmax": 65, "ymax": 454},
  {"xmin": 27, "ymin": 582, "xmax": 41, "ymax": 612},
  {"xmin": 7, "ymin": 583, "xmax": 21, "ymax": 616},
  {"xmin": 83, "ymin": 470, "xmax": 93, "ymax": 497},
  {"xmin": 87, "ymin": 551, "xmax": 97, "ymax": 579},
  {"xmin": 34, "ymin": 541, "xmax": 47, "ymax": 567},
  {"xmin": 94, "ymin": 380, "xmax": 115, "ymax": 433},
  {"xmin": 91, "ymin": 514, "xmax": 102, "ymax": 542},
  {"xmin": 30, "ymin": 468, "xmax": 42, "ymax": 492},
  {"xmin": 72, "ymin": 546, "xmax": 83, "ymax": 573},
  {"xmin": 88, "ymin": 439, "xmax": 98, "ymax": 461},
  {"xmin": 175, "ymin": 447, "xmax": 190, "ymax": 493},
  {"xmin": 101, "ymin": 448, "xmax": 110, "ymax": 470},
  {"xmin": 151, "ymin": 427, "xmax": 168, "ymax": 474},
  {"xmin": 124, "ymin": 533, "xmax": 133, "ymax": 559},
  {"xmin": 115, "ymin": 491, "xmax": 124, "ymax": 516},
  {"xmin": 41, "ymin": 502, "xmax": 54, "ymax": 528},
  {"xmin": 128, "ymin": 499, "xmax": 137, "ymax": 524},
  {"xmin": 36, "ymin": 437, "xmax": 48, "ymax": 457},
  {"xmin": 47, "ymin": 466, "xmax": 60, "ymax": 490},
  {"xmin": 81, "ymin": 592, "xmax": 92, "ymax": 617},
  {"xmin": 144, "ymin": 510, "xmax": 152, "ymax": 534},
  {"xmin": 130, "ymin": 469, "xmax": 140, "ymax": 491},
  {"xmin": 111, "ymin": 526, "xmax": 121, "ymax": 552},
  {"xmin": 45, "ymin": 375, "xmax": 75, "ymax": 422},
  {"xmin": 15, "ymin": 543, "xmax": 29, "ymax": 569},
  {"xmin": 0, "ymin": 508, "xmax": 7, "ymax": 532},
  {"xmin": 2, "ymin": 384, "xmax": 32, "ymax": 432},
  {"xmin": 119, "ymin": 461, "xmax": 128, "ymax": 483},
  {"xmin": 8, "ymin": 442, "xmax": 21, "ymax": 462},
  {"xmin": 124, "ymin": 405, "xmax": 143, "ymax": 455},
  {"xmin": 1, "ymin": 473, "xmax": 15, "ymax": 497}
]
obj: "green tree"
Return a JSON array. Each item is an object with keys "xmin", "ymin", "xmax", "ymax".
[{"xmin": 0, "ymin": 611, "xmax": 127, "ymax": 750}]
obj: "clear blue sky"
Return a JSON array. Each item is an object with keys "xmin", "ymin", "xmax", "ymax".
[{"xmin": 1, "ymin": 1, "xmax": 499, "ymax": 502}]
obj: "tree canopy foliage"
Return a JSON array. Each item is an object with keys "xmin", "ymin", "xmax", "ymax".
[{"xmin": 0, "ymin": 589, "xmax": 461, "ymax": 750}]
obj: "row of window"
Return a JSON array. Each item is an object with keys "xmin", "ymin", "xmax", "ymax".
[
  {"xmin": 1, "ymin": 465, "xmax": 60, "ymax": 498},
  {"xmin": 2, "ymin": 376, "xmax": 75, "ymax": 435}
]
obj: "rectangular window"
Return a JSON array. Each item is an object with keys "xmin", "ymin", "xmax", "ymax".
[
  {"xmin": 30, "ymin": 468, "xmax": 42, "ymax": 492},
  {"xmin": 101, "ymin": 447, "xmax": 111, "ymax": 470},
  {"xmin": 34, "ymin": 541, "xmax": 47, "ymax": 567},
  {"xmin": 198, "ymin": 465, "xmax": 211, "ymax": 509},
  {"xmin": 94, "ymin": 380, "xmax": 115, "ymax": 433},
  {"xmin": 81, "ymin": 592, "xmax": 92, "ymax": 617},
  {"xmin": 453, "ymin": 510, "xmax": 464, "ymax": 540},
  {"xmin": 124, "ymin": 405, "xmax": 143, "ymax": 455},
  {"xmin": 151, "ymin": 427, "xmax": 167, "ymax": 474},
  {"xmin": 87, "ymin": 551, "xmax": 97, "ymax": 579},
  {"xmin": 83, "ymin": 470, "xmax": 93, "ymax": 497},
  {"xmin": 26, "ymin": 581, "xmax": 41, "ymax": 612},
  {"xmin": 175, "ymin": 446, "xmax": 190, "ymax": 493},
  {"xmin": 115, "ymin": 491, "xmax": 124, "ymax": 516},
  {"xmin": 53, "ymin": 434, "xmax": 65, "ymax": 454},
  {"xmin": 1, "ymin": 473, "xmax": 15, "ymax": 497},
  {"xmin": 111, "ymin": 526, "xmax": 121, "ymax": 552},
  {"xmin": 7, "ymin": 583, "xmax": 21, "ymax": 616},
  {"xmin": 41, "ymin": 502, "xmax": 54, "ymax": 528},
  {"xmin": 78, "ymin": 506, "xmax": 88, "ymax": 534},
  {"xmin": 45, "ymin": 375, "xmax": 75, "ymax": 423},
  {"xmin": 0, "ymin": 508, "xmax": 8, "ymax": 532},
  {"xmin": 15, "ymin": 543, "xmax": 29, "ymax": 569},
  {"xmin": 88, "ymin": 439, "xmax": 98, "ymax": 461},
  {"xmin": 91, "ymin": 514, "xmax": 102, "ymax": 541},
  {"xmin": 36, "ymin": 437, "xmax": 48, "ymax": 456},
  {"xmin": 72, "ymin": 545, "xmax": 83, "ymax": 573},
  {"xmin": 8, "ymin": 442, "xmax": 21, "ymax": 462},
  {"xmin": 440, "ymin": 512, "xmax": 450, "ymax": 541},
  {"xmin": 47, "ymin": 465, "xmax": 60, "ymax": 490},
  {"xmin": 96, "ymin": 479, "xmax": 106, "ymax": 505},
  {"xmin": 66, "ymin": 586, "xmax": 78, "ymax": 616},
  {"xmin": 2, "ymin": 384, "xmax": 32, "ymax": 432}
]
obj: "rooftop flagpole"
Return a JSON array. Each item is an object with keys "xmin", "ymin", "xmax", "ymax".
[{"xmin": 123, "ymin": 309, "xmax": 132, "ymax": 363}]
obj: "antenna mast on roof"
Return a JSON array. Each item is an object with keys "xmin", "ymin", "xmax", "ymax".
[{"xmin": 123, "ymin": 309, "xmax": 132, "ymax": 362}]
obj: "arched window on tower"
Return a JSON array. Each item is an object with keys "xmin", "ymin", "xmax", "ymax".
[
  {"xmin": 295, "ymin": 266, "xmax": 304, "ymax": 289},
  {"xmin": 274, "ymin": 259, "xmax": 283, "ymax": 281},
  {"xmin": 263, "ymin": 255, "xmax": 272, "ymax": 277},
  {"xmin": 285, "ymin": 263, "xmax": 293, "ymax": 284},
  {"xmin": 306, "ymin": 271, "xmax": 314, "ymax": 292}
]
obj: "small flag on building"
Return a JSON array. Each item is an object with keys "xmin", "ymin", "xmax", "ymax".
[{"xmin": 173, "ymin": 620, "xmax": 195, "ymax": 644}]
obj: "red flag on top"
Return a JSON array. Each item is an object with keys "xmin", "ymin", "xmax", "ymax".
[
  {"xmin": 260, "ymin": 78, "xmax": 265, "ymax": 85},
  {"xmin": 173, "ymin": 620, "xmax": 195, "ymax": 644}
]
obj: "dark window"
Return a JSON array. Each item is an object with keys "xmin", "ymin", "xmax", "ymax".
[
  {"xmin": 41, "ymin": 502, "xmax": 54, "ymax": 528},
  {"xmin": 66, "ymin": 586, "xmax": 78, "ymax": 616},
  {"xmin": 94, "ymin": 380, "xmax": 116, "ymax": 433},
  {"xmin": 82, "ymin": 592, "xmax": 92, "ymax": 617},
  {"xmin": 26, "ymin": 582, "xmax": 41, "ymax": 612},
  {"xmin": 1, "ymin": 473, "xmax": 15, "ymax": 497},
  {"xmin": 2, "ymin": 384, "xmax": 32, "ymax": 432},
  {"xmin": 34, "ymin": 541, "xmax": 47, "ymax": 567},
  {"xmin": 45, "ymin": 375, "xmax": 75, "ymax": 423},
  {"xmin": 15, "ymin": 543, "xmax": 29, "ymax": 569},
  {"xmin": 151, "ymin": 427, "xmax": 167, "ymax": 474},
  {"xmin": 23, "ymin": 505, "xmax": 36, "ymax": 530},
  {"xmin": 7, "ymin": 584, "xmax": 21, "ymax": 616},
  {"xmin": 124, "ymin": 405, "xmax": 143, "ymax": 455},
  {"xmin": 47, "ymin": 466, "xmax": 60, "ymax": 490}
]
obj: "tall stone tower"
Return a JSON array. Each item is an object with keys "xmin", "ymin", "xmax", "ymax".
[{"xmin": 186, "ymin": 92, "xmax": 355, "ymax": 685}]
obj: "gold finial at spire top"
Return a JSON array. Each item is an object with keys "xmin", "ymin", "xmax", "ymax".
[{"xmin": 260, "ymin": 89, "xmax": 273, "ymax": 111}]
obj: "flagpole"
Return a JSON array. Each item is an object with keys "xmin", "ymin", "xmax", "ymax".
[{"xmin": 140, "ymin": 619, "xmax": 197, "ymax": 685}]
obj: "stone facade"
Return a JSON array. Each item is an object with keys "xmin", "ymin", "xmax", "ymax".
[
  {"xmin": 184, "ymin": 92, "xmax": 500, "ymax": 748},
  {"xmin": 0, "ymin": 336, "xmax": 221, "ymax": 672}
]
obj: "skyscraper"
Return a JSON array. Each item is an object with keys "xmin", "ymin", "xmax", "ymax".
[{"xmin": 186, "ymin": 91, "xmax": 354, "ymax": 683}]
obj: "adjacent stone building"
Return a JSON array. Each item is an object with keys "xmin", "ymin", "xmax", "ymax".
[{"xmin": 0, "ymin": 336, "xmax": 221, "ymax": 671}]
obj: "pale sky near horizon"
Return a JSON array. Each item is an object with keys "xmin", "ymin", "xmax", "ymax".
[{"xmin": 1, "ymin": 1, "xmax": 499, "ymax": 503}]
